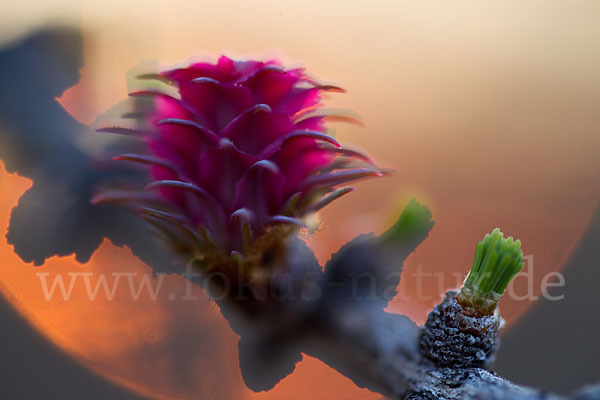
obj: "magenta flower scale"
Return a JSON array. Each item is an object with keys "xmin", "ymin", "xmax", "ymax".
[{"xmin": 95, "ymin": 56, "xmax": 383, "ymax": 271}]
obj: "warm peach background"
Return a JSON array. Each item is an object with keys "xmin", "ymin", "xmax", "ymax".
[{"xmin": 0, "ymin": 1, "xmax": 599, "ymax": 399}]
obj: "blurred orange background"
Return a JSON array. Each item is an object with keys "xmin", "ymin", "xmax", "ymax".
[{"xmin": 0, "ymin": 1, "xmax": 599, "ymax": 399}]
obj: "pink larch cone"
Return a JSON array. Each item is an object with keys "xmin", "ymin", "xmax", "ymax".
[{"xmin": 94, "ymin": 56, "xmax": 384, "ymax": 271}]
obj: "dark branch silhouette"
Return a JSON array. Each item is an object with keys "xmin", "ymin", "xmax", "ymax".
[{"xmin": 0, "ymin": 27, "xmax": 173, "ymax": 273}]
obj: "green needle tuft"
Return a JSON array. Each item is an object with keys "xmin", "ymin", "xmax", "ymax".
[
  {"xmin": 380, "ymin": 199, "xmax": 434, "ymax": 247},
  {"xmin": 458, "ymin": 228, "xmax": 524, "ymax": 315}
]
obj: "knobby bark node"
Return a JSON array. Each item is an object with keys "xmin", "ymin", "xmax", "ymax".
[{"xmin": 419, "ymin": 291, "xmax": 502, "ymax": 369}]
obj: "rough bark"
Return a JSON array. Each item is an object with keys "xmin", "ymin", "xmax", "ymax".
[{"xmin": 209, "ymin": 203, "xmax": 600, "ymax": 399}]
